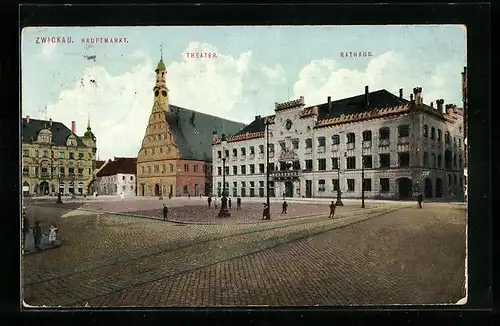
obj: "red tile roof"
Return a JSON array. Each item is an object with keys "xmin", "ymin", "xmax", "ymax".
[{"xmin": 96, "ymin": 157, "xmax": 137, "ymax": 177}]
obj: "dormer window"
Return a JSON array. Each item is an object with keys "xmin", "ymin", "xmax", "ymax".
[{"xmin": 37, "ymin": 129, "xmax": 52, "ymax": 144}]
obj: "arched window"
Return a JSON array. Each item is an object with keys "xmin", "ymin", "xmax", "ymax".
[
  {"xmin": 331, "ymin": 135, "xmax": 340, "ymax": 145},
  {"xmin": 346, "ymin": 132, "xmax": 355, "ymax": 143},
  {"xmin": 430, "ymin": 127, "xmax": 436, "ymax": 139},
  {"xmin": 398, "ymin": 125, "xmax": 410, "ymax": 137},
  {"xmin": 379, "ymin": 127, "xmax": 390, "ymax": 140},
  {"xmin": 362, "ymin": 130, "xmax": 372, "ymax": 141},
  {"xmin": 423, "ymin": 125, "xmax": 429, "ymax": 137}
]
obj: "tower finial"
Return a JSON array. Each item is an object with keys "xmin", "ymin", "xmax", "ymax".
[
  {"xmin": 87, "ymin": 112, "xmax": 91, "ymax": 130},
  {"xmin": 160, "ymin": 44, "xmax": 163, "ymax": 61}
]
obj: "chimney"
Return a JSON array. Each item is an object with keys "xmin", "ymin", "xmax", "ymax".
[
  {"xmin": 327, "ymin": 96, "xmax": 332, "ymax": 112},
  {"xmin": 26, "ymin": 115, "xmax": 30, "ymax": 123},
  {"xmin": 255, "ymin": 115, "xmax": 261, "ymax": 121},
  {"xmin": 436, "ymin": 99, "xmax": 444, "ymax": 113},
  {"xmin": 430, "ymin": 102, "xmax": 434, "ymax": 109},
  {"xmin": 413, "ymin": 87, "xmax": 422, "ymax": 105},
  {"xmin": 71, "ymin": 121, "xmax": 76, "ymax": 133},
  {"xmin": 49, "ymin": 118, "xmax": 53, "ymax": 127},
  {"xmin": 399, "ymin": 88, "xmax": 403, "ymax": 99},
  {"xmin": 410, "ymin": 94, "xmax": 414, "ymax": 102},
  {"xmin": 364, "ymin": 86, "xmax": 369, "ymax": 108}
]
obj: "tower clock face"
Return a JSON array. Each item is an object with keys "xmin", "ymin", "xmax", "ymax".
[
  {"xmin": 285, "ymin": 119, "xmax": 292, "ymax": 130},
  {"xmin": 155, "ymin": 90, "xmax": 159, "ymax": 97},
  {"xmin": 162, "ymin": 90, "xmax": 167, "ymax": 97}
]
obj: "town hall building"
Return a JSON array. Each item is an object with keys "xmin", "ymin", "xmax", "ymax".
[{"xmin": 212, "ymin": 85, "xmax": 465, "ymax": 201}]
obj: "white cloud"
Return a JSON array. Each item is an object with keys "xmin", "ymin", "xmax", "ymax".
[
  {"xmin": 293, "ymin": 51, "xmax": 462, "ymax": 107},
  {"xmin": 45, "ymin": 42, "xmax": 287, "ymax": 160}
]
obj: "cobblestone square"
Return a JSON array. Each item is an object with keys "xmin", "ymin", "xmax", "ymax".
[{"xmin": 21, "ymin": 197, "xmax": 466, "ymax": 307}]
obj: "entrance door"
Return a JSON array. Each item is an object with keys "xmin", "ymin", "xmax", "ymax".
[
  {"xmin": 285, "ymin": 181, "xmax": 294, "ymax": 198},
  {"xmin": 169, "ymin": 184, "xmax": 173, "ymax": 196},
  {"xmin": 424, "ymin": 178, "xmax": 433, "ymax": 198},
  {"xmin": 154, "ymin": 184, "xmax": 160, "ymax": 196},
  {"xmin": 141, "ymin": 184, "xmax": 145, "ymax": 196},
  {"xmin": 306, "ymin": 180, "xmax": 312, "ymax": 198},
  {"xmin": 39, "ymin": 181, "xmax": 49, "ymax": 196},
  {"xmin": 397, "ymin": 178, "xmax": 412, "ymax": 200}
]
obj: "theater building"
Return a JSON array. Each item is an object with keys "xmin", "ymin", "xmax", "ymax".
[
  {"xmin": 212, "ymin": 86, "xmax": 464, "ymax": 201},
  {"xmin": 21, "ymin": 117, "xmax": 97, "ymax": 196},
  {"xmin": 136, "ymin": 57, "xmax": 245, "ymax": 197}
]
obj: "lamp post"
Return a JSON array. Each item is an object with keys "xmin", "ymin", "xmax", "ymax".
[
  {"xmin": 159, "ymin": 179, "xmax": 163, "ymax": 200},
  {"xmin": 265, "ymin": 118, "xmax": 271, "ymax": 219},
  {"xmin": 56, "ymin": 160, "xmax": 63, "ymax": 204},
  {"xmin": 361, "ymin": 155, "xmax": 365, "ymax": 208},
  {"xmin": 218, "ymin": 135, "xmax": 230, "ymax": 218},
  {"xmin": 335, "ymin": 166, "xmax": 343, "ymax": 206}
]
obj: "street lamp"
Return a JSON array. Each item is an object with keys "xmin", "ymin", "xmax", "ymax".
[
  {"xmin": 335, "ymin": 166, "xmax": 343, "ymax": 206},
  {"xmin": 218, "ymin": 135, "xmax": 230, "ymax": 218},
  {"xmin": 56, "ymin": 160, "xmax": 63, "ymax": 204},
  {"xmin": 159, "ymin": 179, "xmax": 163, "ymax": 200},
  {"xmin": 265, "ymin": 118, "xmax": 271, "ymax": 219},
  {"xmin": 361, "ymin": 154, "xmax": 365, "ymax": 209}
]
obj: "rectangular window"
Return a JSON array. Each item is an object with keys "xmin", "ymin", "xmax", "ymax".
[
  {"xmin": 423, "ymin": 125, "xmax": 429, "ymax": 137},
  {"xmin": 224, "ymin": 150, "xmax": 229, "ymax": 157},
  {"xmin": 332, "ymin": 179, "xmax": 339, "ymax": 191},
  {"xmin": 130, "ymin": 176, "xmax": 133, "ymax": 181},
  {"xmin": 78, "ymin": 152, "xmax": 84, "ymax": 159},
  {"xmin": 380, "ymin": 153, "xmax": 391, "ymax": 168},
  {"xmin": 241, "ymin": 165, "xmax": 246, "ymax": 175},
  {"xmin": 60, "ymin": 167, "xmax": 65, "ymax": 175},
  {"xmin": 184, "ymin": 164, "xmax": 189, "ymax": 172},
  {"xmin": 224, "ymin": 166, "xmax": 229, "ymax": 175},
  {"xmin": 69, "ymin": 152, "xmax": 74, "ymax": 159},
  {"xmin": 78, "ymin": 168, "xmax": 83, "ymax": 176},
  {"xmin": 318, "ymin": 158, "xmax": 326, "ymax": 171},
  {"xmin": 217, "ymin": 151, "xmax": 221, "ymax": 158},
  {"xmin": 380, "ymin": 178, "xmax": 390, "ymax": 192},
  {"xmin": 437, "ymin": 129, "xmax": 442, "ymax": 141},
  {"xmin": 249, "ymin": 181, "xmax": 255, "ymax": 197},
  {"xmin": 347, "ymin": 179, "xmax": 355, "ymax": 191},
  {"xmin": 363, "ymin": 155, "xmax": 373, "ymax": 168},
  {"xmin": 250, "ymin": 146, "xmax": 255, "ymax": 155},
  {"xmin": 398, "ymin": 125, "xmax": 410, "ymax": 137},
  {"xmin": 318, "ymin": 179, "xmax": 326, "ymax": 192},
  {"xmin": 305, "ymin": 159, "xmax": 313, "ymax": 171},
  {"xmin": 217, "ymin": 167, "xmax": 222, "ymax": 175},
  {"xmin": 292, "ymin": 161, "xmax": 301, "ymax": 170},
  {"xmin": 346, "ymin": 157, "xmax": 356, "ymax": 169},
  {"xmin": 363, "ymin": 179, "xmax": 372, "ymax": 191},
  {"xmin": 398, "ymin": 152, "xmax": 410, "ymax": 167},
  {"xmin": 423, "ymin": 152, "xmax": 429, "ymax": 168},
  {"xmin": 317, "ymin": 137, "xmax": 326, "ymax": 147},
  {"xmin": 292, "ymin": 141, "xmax": 299, "ymax": 149},
  {"xmin": 259, "ymin": 164, "xmax": 265, "ymax": 173},
  {"xmin": 332, "ymin": 157, "xmax": 339, "ymax": 170},
  {"xmin": 194, "ymin": 165, "xmax": 198, "ymax": 172},
  {"xmin": 305, "ymin": 139, "xmax": 312, "ymax": 148},
  {"xmin": 331, "ymin": 135, "xmax": 340, "ymax": 145},
  {"xmin": 233, "ymin": 166, "xmax": 238, "ymax": 175},
  {"xmin": 154, "ymin": 165, "xmax": 159, "ymax": 173},
  {"xmin": 241, "ymin": 148, "xmax": 246, "ymax": 156},
  {"xmin": 250, "ymin": 164, "xmax": 255, "ymax": 174},
  {"xmin": 269, "ymin": 144, "xmax": 274, "ymax": 153},
  {"xmin": 122, "ymin": 176, "xmax": 125, "ymax": 181}
]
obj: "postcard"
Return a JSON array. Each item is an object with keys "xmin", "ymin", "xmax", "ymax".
[{"xmin": 20, "ymin": 25, "xmax": 467, "ymax": 308}]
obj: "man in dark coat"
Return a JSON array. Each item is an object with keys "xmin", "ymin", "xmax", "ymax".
[
  {"xmin": 282, "ymin": 200, "xmax": 288, "ymax": 214},
  {"xmin": 328, "ymin": 201, "xmax": 336, "ymax": 219},
  {"xmin": 236, "ymin": 197, "xmax": 241, "ymax": 210},
  {"xmin": 262, "ymin": 203, "xmax": 270, "ymax": 220},
  {"xmin": 162, "ymin": 204, "xmax": 169, "ymax": 221},
  {"xmin": 207, "ymin": 196, "xmax": 212, "ymax": 208},
  {"xmin": 33, "ymin": 221, "xmax": 42, "ymax": 250},
  {"xmin": 417, "ymin": 193, "xmax": 424, "ymax": 209},
  {"xmin": 228, "ymin": 197, "xmax": 232, "ymax": 209}
]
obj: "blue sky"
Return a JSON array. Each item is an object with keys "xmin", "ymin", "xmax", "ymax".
[{"xmin": 21, "ymin": 25, "xmax": 466, "ymax": 160}]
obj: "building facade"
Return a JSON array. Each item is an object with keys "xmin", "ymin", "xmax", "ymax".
[
  {"xmin": 21, "ymin": 116, "xmax": 97, "ymax": 196},
  {"xmin": 212, "ymin": 86, "xmax": 465, "ymax": 201},
  {"xmin": 136, "ymin": 57, "xmax": 246, "ymax": 197},
  {"xmin": 95, "ymin": 157, "xmax": 137, "ymax": 196}
]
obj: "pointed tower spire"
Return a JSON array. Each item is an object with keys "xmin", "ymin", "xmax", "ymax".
[{"xmin": 87, "ymin": 113, "xmax": 91, "ymax": 130}]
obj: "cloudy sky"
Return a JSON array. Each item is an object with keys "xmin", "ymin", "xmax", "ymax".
[{"xmin": 21, "ymin": 25, "xmax": 466, "ymax": 160}]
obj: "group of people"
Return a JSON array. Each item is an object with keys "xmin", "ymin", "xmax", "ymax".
[
  {"xmin": 207, "ymin": 196, "xmax": 242, "ymax": 210},
  {"xmin": 22, "ymin": 207, "xmax": 58, "ymax": 252}
]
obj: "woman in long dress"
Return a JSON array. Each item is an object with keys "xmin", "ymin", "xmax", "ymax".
[{"xmin": 48, "ymin": 224, "xmax": 58, "ymax": 243}]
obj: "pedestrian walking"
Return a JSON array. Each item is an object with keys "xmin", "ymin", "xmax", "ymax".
[
  {"xmin": 120, "ymin": 192, "xmax": 125, "ymax": 200},
  {"xmin": 48, "ymin": 224, "xmax": 58, "ymax": 244},
  {"xmin": 417, "ymin": 193, "xmax": 424, "ymax": 209},
  {"xmin": 228, "ymin": 197, "xmax": 232, "ymax": 209},
  {"xmin": 236, "ymin": 196, "xmax": 241, "ymax": 210},
  {"xmin": 262, "ymin": 203, "xmax": 270, "ymax": 220},
  {"xmin": 208, "ymin": 196, "xmax": 212, "ymax": 208},
  {"xmin": 282, "ymin": 200, "xmax": 288, "ymax": 214},
  {"xmin": 162, "ymin": 204, "xmax": 169, "ymax": 221},
  {"xmin": 328, "ymin": 201, "xmax": 336, "ymax": 218},
  {"xmin": 214, "ymin": 198, "xmax": 218, "ymax": 209},
  {"xmin": 33, "ymin": 221, "xmax": 42, "ymax": 251},
  {"xmin": 22, "ymin": 208, "xmax": 29, "ymax": 250}
]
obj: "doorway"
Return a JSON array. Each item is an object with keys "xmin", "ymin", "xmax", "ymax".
[
  {"xmin": 285, "ymin": 181, "xmax": 294, "ymax": 198},
  {"xmin": 397, "ymin": 177, "xmax": 412, "ymax": 200},
  {"xmin": 141, "ymin": 184, "xmax": 145, "ymax": 196},
  {"xmin": 39, "ymin": 181, "xmax": 49, "ymax": 196},
  {"xmin": 306, "ymin": 180, "xmax": 312, "ymax": 198},
  {"xmin": 154, "ymin": 184, "xmax": 160, "ymax": 196},
  {"xmin": 424, "ymin": 178, "xmax": 433, "ymax": 198}
]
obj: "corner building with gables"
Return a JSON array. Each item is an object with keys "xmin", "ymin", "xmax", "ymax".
[
  {"xmin": 212, "ymin": 85, "xmax": 465, "ymax": 201},
  {"xmin": 136, "ymin": 57, "xmax": 245, "ymax": 197},
  {"xmin": 21, "ymin": 116, "xmax": 97, "ymax": 197}
]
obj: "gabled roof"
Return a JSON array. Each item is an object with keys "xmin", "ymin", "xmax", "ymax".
[
  {"xmin": 166, "ymin": 105, "xmax": 246, "ymax": 161},
  {"xmin": 21, "ymin": 118, "xmax": 86, "ymax": 147},
  {"xmin": 97, "ymin": 157, "xmax": 137, "ymax": 177}
]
